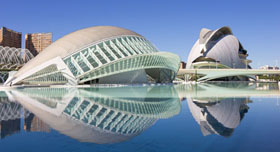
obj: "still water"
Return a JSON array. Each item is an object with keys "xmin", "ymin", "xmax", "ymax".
[{"xmin": 0, "ymin": 82, "xmax": 280, "ymax": 152}]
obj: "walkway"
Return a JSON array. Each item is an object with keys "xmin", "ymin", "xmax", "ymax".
[{"xmin": 177, "ymin": 69, "xmax": 280, "ymax": 81}]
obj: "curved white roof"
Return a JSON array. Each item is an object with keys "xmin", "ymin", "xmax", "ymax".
[
  {"xmin": 187, "ymin": 26, "xmax": 244, "ymax": 69},
  {"xmin": 14, "ymin": 26, "xmax": 142, "ymax": 77}
]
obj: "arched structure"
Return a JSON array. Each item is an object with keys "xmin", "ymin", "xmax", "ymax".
[
  {"xmin": 0, "ymin": 46, "xmax": 34, "ymax": 71},
  {"xmin": 186, "ymin": 26, "xmax": 252, "ymax": 81},
  {"xmin": 0, "ymin": 98, "xmax": 22, "ymax": 122},
  {"xmin": 5, "ymin": 26, "xmax": 180, "ymax": 86}
]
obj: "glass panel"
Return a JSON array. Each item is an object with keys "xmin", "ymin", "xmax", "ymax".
[
  {"xmin": 73, "ymin": 53, "xmax": 90, "ymax": 72},
  {"xmin": 82, "ymin": 49, "xmax": 99, "ymax": 68},
  {"xmin": 112, "ymin": 40, "xmax": 128, "ymax": 56},
  {"xmin": 73, "ymin": 100, "xmax": 90, "ymax": 119},
  {"xmin": 128, "ymin": 37, "xmax": 143, "ymax": 54},
  {"xmin": 118, "ymin": 38, "xmax": 134, "ymax": 55},
  {"xmin": 64, "ymin": 57, "xmax": 79, "ymax": 76},
  {"xmin": 106, "ymin": 41, "xmax": 122, "ymax": 59},
  {"xmin": 64, "ymin": 97, "xmax": 80, "ymax": 115},
  {"xmin": 94, "ymin": 51, "xmax": 107, "ymax": 64},
  {"xmin": 81, "ymin": 49, "xmax": 99, "ymax": 68},
  {"xmin": 123, "ymin": 37, "xmax": 142, "ymax": 54},
  {"xmin": 99, "ymin": 44, "xmax": 114, "ymax": 61},
  {"xmin": 87, "ymin": 55, "xmax": 99, "ymax": 68}
]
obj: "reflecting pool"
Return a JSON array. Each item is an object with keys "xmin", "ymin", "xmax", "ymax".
[{"xmin": 0, "ymin": 82, "xmax": 280, "ymax": 151}]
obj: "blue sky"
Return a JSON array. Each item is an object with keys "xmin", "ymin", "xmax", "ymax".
[{"xmin": 1, "ymin": 0, "xmax": 279, "ymax": 68}]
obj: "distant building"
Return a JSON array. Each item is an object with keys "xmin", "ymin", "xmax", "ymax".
[
  {"xmin": 180, "ymin": 61, "xmax": 186, "ymax": 69},
  {"xmin": 259, "ymin": 65, "xmax": 279, "ymax": 70},
  {"xmin": 0, "ymin": 27, "xmax": 22, "ymax": 48},
  {"xmin": 25, "ymin": 33, "xmax": 52, "ymax": 56}
]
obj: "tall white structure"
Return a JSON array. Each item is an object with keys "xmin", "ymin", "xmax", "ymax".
[
  {"xmin": 5, "ymin": 26, "xmax": 180, "ymax": 86},
  {"xmin": 186, "ymin": 26, "xmax": 252, "ymax": 81}
]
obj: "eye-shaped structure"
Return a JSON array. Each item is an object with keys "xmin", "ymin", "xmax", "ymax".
[
  {"xmin": 5, "ymin": 26, "xmax": 180, "ymax": 86},
  {"xmin": 187, "ymin": 26, "xmax": 251, "ymax": 70}
]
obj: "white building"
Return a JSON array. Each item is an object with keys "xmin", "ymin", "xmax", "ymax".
[
  {"xmin": 186, "ymin": 26, "xmax": 252, "ymax": 81},
  {"xmin": 5, "ymin": 26, "xmax": 180, "ymax": 86},
  {"xmin": 259, "ymin": 65, "xmax": 279, "ymax": 70}
]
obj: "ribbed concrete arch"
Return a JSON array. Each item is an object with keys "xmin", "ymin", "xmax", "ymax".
[{"xmin": 0, "ymin": 46, "xmax": 34, "ymax": 70}]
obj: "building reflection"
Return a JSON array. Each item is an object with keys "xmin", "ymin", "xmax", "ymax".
[
  {"xmin": 0, "ymin": 92, "xmax": 50, "ymax": 139},
  {"xmin": 177, "ymin": 82, "xmax": 280, "ymax": 137},
  {"xmin": 8, "ymin": 86, "xmax": 181, "ymax": 143},
  {"xmin": 184, "ymin": 82, "xmax": 256, "ymax": 137},
  {"xmin": 2, "ymin": 82, "xmax": 280, "ymax": 141},
  {"xmin": 187, "ymin": 97, "xmax": 250, "ymax": 137},
  {"xmin": 0, "ymin": 99, "xmax": 21, "ymax": 139}
]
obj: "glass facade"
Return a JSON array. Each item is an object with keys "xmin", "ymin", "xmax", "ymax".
[
  {"xmin": 63, "ymin": 36, "xmax": 158, "ymax": 77},
  {"xmin": 62, "ymin": 89, "xmax": 179, "ymax": 134},
  {"xmin": 23, "ymin": 64, "xmax": 68, "ymax": 85},
  {"xmin": 79, "ymin": 52, "xmax": 179, "ymax": 83}
]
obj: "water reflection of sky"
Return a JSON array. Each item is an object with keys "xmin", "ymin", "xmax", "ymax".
[{"xmin": 0, "ymin": 82, "xmax": 280, "ymax": 151}]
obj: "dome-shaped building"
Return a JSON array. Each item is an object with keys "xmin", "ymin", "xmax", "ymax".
[{"xmin": 5, "ymin": 26, "xmax": 180, "ymax": 86}]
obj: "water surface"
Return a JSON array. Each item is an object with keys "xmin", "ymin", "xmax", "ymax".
[{"xmin": 0, "ymin": 82, "xmax": 280, "ymax": 152}]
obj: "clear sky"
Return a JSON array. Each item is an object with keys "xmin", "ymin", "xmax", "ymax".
[{"xmin": 1, "ymin": 0, "xmax": 279, "ymax": 68}]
